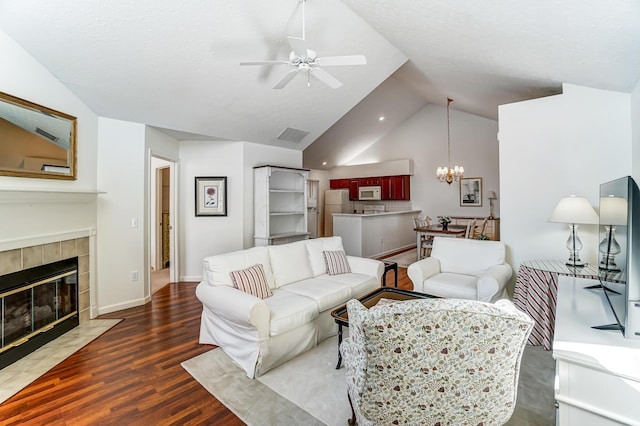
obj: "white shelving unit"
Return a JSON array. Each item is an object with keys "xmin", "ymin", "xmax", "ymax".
[
  {"xmin": 554, "ymin": 276, "xmax": 640, "ymax": 425},
  {"xmin": 254, "ymin": 165, "xmax": 309, "ymax": 246}
]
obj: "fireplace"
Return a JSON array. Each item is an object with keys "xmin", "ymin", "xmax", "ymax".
[{"xmin": 1, "ymin": 257, "xmax": 79, "ymax": 370}]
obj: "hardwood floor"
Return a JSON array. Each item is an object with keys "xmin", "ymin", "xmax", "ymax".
[{"xmin": 0, "ymin": 268, "xmax": 413, "ymax": 425}]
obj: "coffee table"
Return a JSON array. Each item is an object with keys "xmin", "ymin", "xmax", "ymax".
[{"xmin": 330, "ymin": 287, "xmax": 436, "ymax": 369}]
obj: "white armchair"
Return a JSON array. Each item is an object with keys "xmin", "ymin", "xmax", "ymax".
[{"xmin": 407, "ymin": 237, "xmax": 512, "ymax": 302}]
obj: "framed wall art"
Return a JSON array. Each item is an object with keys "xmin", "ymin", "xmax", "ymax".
[
  {"xmin": 195, "ymin": 176, "xmax": 227, "ymax": 216},
  {"xmin": 460, "ymin": 177, "xmax": 482, "ymax": 207}
]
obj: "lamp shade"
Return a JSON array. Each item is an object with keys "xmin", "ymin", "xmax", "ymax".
[
  {"xmin": 488, "ymin": 190, "xmax": 497, "ymax": 200},
  {"xmin": 548, "ymin": 195, "xmax": 599, "ymax": 224},
  {"xmin": 599, "ymin": 195, "xmax": 627, "ymax": 225}
]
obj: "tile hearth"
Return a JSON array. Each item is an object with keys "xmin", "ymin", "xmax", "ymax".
[{"xmin": 0, "ymin": 318, "xmax": 120, "ymax": 404}]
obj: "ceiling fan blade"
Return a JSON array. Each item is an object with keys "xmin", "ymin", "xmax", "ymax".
[
  {"xmin": 288, "ymin": 36, "xmax": 308, "ymax": 60},
  {"xmin": 273, "ymin": 69, "xmax": 299, "ymax": 89},
  {"xmin": 240, "ymin": 61, "xmax": 289, "ymax": 66},
  {"xmin": 310, "ymin": 67, "xmax": 343, "ymax": 89},
  {"xmin": 316, "ymin": 55, "xmax": 367, "ymax": 66}
]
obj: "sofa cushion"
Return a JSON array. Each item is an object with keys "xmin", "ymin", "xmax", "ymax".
[
  {"xmin": 264, "ymin": 290, "xmax": 319, "ymax": 336},
  {"xmin": 203, "ymin": 246, "xmax": 275, "ymax": 288},
  {"xmin": 306, "ymin": 236, "xmax": 345, "ymax": 277},
  {"xmin": 323, "ymin": 250, "xmax": 351, "ymax": 275},
  {"xmin": 230, "ymin": 264, "xmax": 272, "ymax": 299},
  {"xmin": 280, "ymin": 277, "xmax": 352, "ymax": 312},
  {"xmin": 431, "ymin": 238, "xmax": 506, "ymax": 275},
  {"xmin": 319, "ymin": 272, "xmax": 379, "ymax": 298},
  {"xmin": 268, "ymin": 241, "xmax": 314, "ymax": 287},
  {"xmin": 421, "ymin": 272, "xmax": 478, "ymax": 300}
]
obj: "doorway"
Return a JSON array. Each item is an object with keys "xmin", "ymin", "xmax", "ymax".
[{"xmin": 150, "ymin": 156, "xmax": 176, "ymax": 294}]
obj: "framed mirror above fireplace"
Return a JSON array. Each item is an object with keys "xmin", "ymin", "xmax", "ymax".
[{"xmin": 0, "ymin": 90, "xmax": 77, "ymax": 180}]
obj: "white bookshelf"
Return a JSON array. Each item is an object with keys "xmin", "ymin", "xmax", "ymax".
[{"xmin": 254, "ymin": 165, "xmax": 309, "ymax": 246}]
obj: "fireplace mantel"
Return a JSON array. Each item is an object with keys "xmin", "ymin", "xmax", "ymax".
[{"xmin": 0, "ymin": 188, "xmax": 105, "ymax": 204}]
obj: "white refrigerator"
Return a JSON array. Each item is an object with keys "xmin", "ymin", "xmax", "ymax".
[{"xmin": 324, "ymin": 189, "xmax": 351, "ymax": 237}]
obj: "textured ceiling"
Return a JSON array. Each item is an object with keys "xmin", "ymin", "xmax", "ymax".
[{"xmin": 1, "ymin": 0, "xmax": 638, "ymax": 169}]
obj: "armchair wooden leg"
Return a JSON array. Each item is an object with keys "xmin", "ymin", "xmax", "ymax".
[{"xmin": 347, "ymin": 393, "xmax": 356, "ymax": 426}]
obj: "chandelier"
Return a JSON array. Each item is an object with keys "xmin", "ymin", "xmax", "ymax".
[{"xmin": 436, "ymin": 98, "xmax": 464, "ymax": 184}]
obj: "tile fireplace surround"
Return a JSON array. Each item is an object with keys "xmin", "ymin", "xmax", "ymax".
[{"xmin": 0, "ymin": 235, "xmax": 91, "ymax": 324}]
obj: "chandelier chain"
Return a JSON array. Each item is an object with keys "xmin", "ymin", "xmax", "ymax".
[{"xmin": 447, "ymin": 97, "xmax": 451, "ymax": 167}]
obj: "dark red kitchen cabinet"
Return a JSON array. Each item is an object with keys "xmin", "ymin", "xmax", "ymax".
[
  {"xmin": 390, "ymin": 175, "xmax": 410, "ymax": 200},
  {"xmin": 329, "ymin": 179, "xmax": 349, "ymax": 189},
  {"xmin": 349, "ymin": 179, "xmax": 359, "ymax": 200},
  {"xmin": 359, "ymin": 177, "xmax": 381, "ymax": 186},
  {"xmin": 381, "ymin": 177, "xmax": 392, "ymax": 199}
]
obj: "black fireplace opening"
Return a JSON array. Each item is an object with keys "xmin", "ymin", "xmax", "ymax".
[{"xmin": 1, "ymin": 257, "xmax": 79, "ymax": 370}]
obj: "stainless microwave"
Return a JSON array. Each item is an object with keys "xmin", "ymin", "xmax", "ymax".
[{"xmin": 359, "ymin": 186, "xmax": 382, "ymax": 200}]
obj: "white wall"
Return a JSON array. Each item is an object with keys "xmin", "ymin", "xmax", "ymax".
[
  {"xmin": 0, "ymin": 28, "xmax": 99, "ymax": 240},
  {"xmin": 145, "ymin": 126, "xmax": 180, "ymax": 296},
  {"xmin": 499, "ymin": 84, "xmax": 632, "ymax": 291},
  {"xmin": 180, "ymin": 141, "xmax": 244, "ymax": 281},
  {"xmin": 345, "ymin": 103, "xmax": 500, "ymax": 220},
  {"xmin": 309, "ymin": 169, "xmax": 330, "ymax": 236},
  {"xmin": 632, "ymin": 80, "xmax": 640, "ymax": 181},
  {"xmin": 96, "ymin": 118, "xmax": 147, "ymax": 313},
  {"xmin": 179, "ymin": 140, "xmax": 301, "ymax": 281}
]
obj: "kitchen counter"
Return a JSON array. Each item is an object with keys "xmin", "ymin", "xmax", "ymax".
[{"xmin": 333, "ymin": 210, "xmax": 421, "ymax": 258}]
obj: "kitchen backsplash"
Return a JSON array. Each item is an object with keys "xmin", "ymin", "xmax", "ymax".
[{"xmin": 353, "ymin": 200, "xmax": 413, "ymax": 213}]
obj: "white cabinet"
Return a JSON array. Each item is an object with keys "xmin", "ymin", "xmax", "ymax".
[
  {"xmin": 254, "ymin": 165, "xmax": 309, "ymax": 246},
  {"xmin": 333, "ymin": 210, "xmax": 420, "ymax": 257},
  {"xmin": 554, "ymin": 276, "xmax": 640, "ymax": 426}
]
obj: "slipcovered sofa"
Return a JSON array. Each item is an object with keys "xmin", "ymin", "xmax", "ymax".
[
  {"xmin": 407, "ymin": 237, "xmax": 512, "ymax": 302},
  {"xmin": 195, "ymin": 236, "xmax": 384, "ymax": 378}
]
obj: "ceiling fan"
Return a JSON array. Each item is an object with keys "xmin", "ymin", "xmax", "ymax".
[{"xmin": 240, "ymin": 0, "xmax": 366, "ymax": 89}]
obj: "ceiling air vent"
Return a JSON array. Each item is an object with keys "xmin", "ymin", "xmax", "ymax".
[
  {"xmin": 35, "ymin": 127, "xmax": 59, "ymax": 142},
  {"xmin": 277, "ymin": 127, "xmax": 309, "ymax": 144}
]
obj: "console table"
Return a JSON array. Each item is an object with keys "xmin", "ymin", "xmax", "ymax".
[
  {"xmin": 554, "ymin": 276, "xmax": 640, "ymax": 425},
  {"xmin": 513, "ymin": 260, "xmax": 599, "ymax": 349}
]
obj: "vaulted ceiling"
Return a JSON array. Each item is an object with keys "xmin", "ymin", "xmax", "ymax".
[{"xmin": 1, "ymin": 0, "xmax": 638, "ymax": 170}]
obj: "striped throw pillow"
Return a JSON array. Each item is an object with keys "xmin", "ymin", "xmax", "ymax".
[
  {"xmin": 323, "ymin": 250, "xmax": 351, "ymax": 275},
  {"xmin": 230, "ymin": 264, "xmax": 272, "ymax": 299}
]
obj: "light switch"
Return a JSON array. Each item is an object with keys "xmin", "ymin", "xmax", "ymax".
[{"xmin": 131, "ymin": 218, "xmax": 138, "ymax": 228}]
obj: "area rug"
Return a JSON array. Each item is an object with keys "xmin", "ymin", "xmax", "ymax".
[
  {"xmin": 383, "ymin": 248, "xmax": 419, "ymax": 268},
  {"xmin": 182, "ymin": 336, "xmax": 556, "ymax": 425}
]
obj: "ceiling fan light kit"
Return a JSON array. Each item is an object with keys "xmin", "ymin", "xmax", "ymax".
[{"xmin": 240, "ymin": 0, "xmax": 366, "ymax": 89}]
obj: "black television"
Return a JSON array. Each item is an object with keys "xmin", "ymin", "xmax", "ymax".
[{"xmin": 593, "ymin": 176, "xmax": 640, "ymax": 339}]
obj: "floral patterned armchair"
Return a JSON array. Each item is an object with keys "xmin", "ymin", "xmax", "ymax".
[{"xmin": 340, "ymin": 298, "xmax": 533, "ymax": 426}]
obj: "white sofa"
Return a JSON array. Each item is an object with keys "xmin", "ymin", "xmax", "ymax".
[
  {"xmin": 407, "ymin": 237, "xmax": 512, "ymax": 302},
  {"xmin": 195, "ymin": 236, "xmax": 384, "ymax": 378}
]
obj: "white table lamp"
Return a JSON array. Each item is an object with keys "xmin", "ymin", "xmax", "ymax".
[
  {"xmin": 549, "ymin": 195, "xmax": 599, "ymax": 267},
  {"xmin": 598, "ymin": 195, "xmax": 627, "ymax": 271}
]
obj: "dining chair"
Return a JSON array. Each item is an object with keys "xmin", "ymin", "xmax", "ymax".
[
  {"xmin": 464, "ymin": 219, "xmax": 477, "ymax": 238},
  {"xmin": 420, "ymin": 235, "xmax": 434, "ymax": 258},
  {"xmin": 476, "ymin": 217, "xmax": 488, "ymax": 238},
  {"xmin": 413, "ymin": 216, "xmax": 432, "ymax": 258}
]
